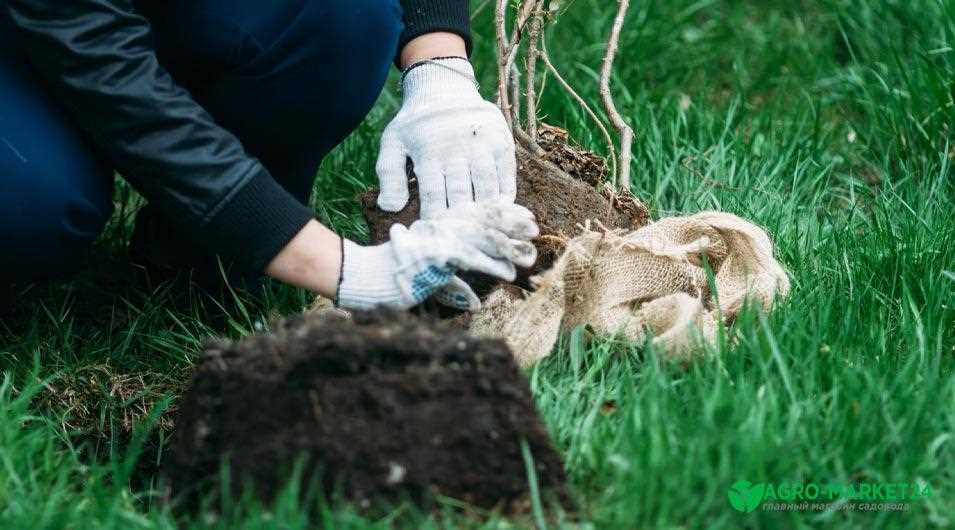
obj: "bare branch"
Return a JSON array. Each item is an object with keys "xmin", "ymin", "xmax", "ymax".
[
  {"xmin": 599, "ymin": 0, "xmax": 634, "ymax": 191},
  {"xmin": 509, "ymin": 62, "xmax": 524, "ymax": 134},
  {"xmin": 511, "ymin": 0, "xmax": 539, "ymax": 45},
  {"xmin": 525, "ymin": 1, "xmax": 545, "ymax": 142},
  {"xmin": 497, "ymin": 0, "xmax": 539, "ymax": 127},
  {"xmin": 540, "ymin": 32, "xmax": 618, "ymax": 182},
  {"xmin": 497, "ymin": 0, "xmax": 633, "ymax": 191},
  {"xmin": 501, "ymin": 2, "xmax": 538, "ymax": 95},
  {"xmin": 535, "ymin": 59, "xmax": 549, "ymax": 110},
  {"xmin": 495, "ymin": 0, "xmax": 512, "ymax": 126}
]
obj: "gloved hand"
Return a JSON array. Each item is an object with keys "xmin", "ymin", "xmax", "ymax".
[
  {"xmin": 336, "ymin": 203, "xmax": 538, "ymax": 311},
  {"xmin": 376, "ymin": 57, "xmax": 518, "ymax": 219}
]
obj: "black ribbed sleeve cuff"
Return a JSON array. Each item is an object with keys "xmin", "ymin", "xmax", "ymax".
[
  {"xmin": 201, "ymin": 167, "xmax": 315, "ymax": 275},
  {"xmin": 398, "ymin": 0, "xmax": 472, "ymax": 58}
]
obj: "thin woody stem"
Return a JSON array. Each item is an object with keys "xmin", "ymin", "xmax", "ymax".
[
  {"xmin": 539, "ymin": 31, "xmax": 618, "ymax": 183},
  {"xmin": 497, "ymin": 0, "xmax": 539, "ymax": 127},
  {"xmin": 599, "ymin": 0, "xmax": 634, "ymax": 191},
  {"xmin": 525, "ymin": 1, "xmax": 545, "ymax": 142},
  {"xmin": 495, "ymin": 0, "xmax": 512, "ymax": 126},
  {"xmin": 510, "ymin": 62, "xmax": 523, "ymax": 133}
]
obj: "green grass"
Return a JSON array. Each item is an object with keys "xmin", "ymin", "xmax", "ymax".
[{"xmin": 2, "ymin": 0, "xmax": 954, "ymax": 528}]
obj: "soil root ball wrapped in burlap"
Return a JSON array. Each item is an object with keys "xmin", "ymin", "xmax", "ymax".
[
  {"xmin": 469, "ymin": 212, "xmax": 791, "ymax": 367},
  {"xmin": 162, "ymin": 310, "xmax": 566, "ymax": 511},
  {"xmin": 361, "ymin": 125, "xmax": 650, "ymax": 296}
]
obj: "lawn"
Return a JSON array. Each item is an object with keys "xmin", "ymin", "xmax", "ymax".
[{"xmin": 2, "ymin": 0, "xmax": 954, "ymax": 528}]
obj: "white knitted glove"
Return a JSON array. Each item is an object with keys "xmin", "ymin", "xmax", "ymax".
[
  {"xmin": 336, "ymin": 203, "xmax": 538, "ymax": 311},
  {"xmin": 376, "ymin": 57, "xmax": 518, "ymax": 219}
]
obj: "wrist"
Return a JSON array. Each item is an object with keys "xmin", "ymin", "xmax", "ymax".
[
  {"xmin": 264, "ymin": 219, "xmax": 342, "ymax": 297},
  {"xmin": 399, "ymin": 31, "xmax": 467, "ymax": 69},
  {"xmin": 401, "ymin": 55, "xmax": 467, "ymax": 83}
]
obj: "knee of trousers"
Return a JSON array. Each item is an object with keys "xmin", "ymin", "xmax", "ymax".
[
  {"xmin": 244, "ymin": 0, "xmax": 405, "ymax": 131},
  {"xmin": 0, "ymin": 46, "xmax": 114, "ymax": 282},
  {"xmin": 298, "ymin": 0, "xmax": 405, "ymax": 76},
  {"xmin": 0, "ymin": 156, "xmax": 113, "ymax": 281},
  {"xmin": 148, "ymin": 0, "xmax": 404, "ymax": 113},
  {"xmin": 285, "ymin": 0, "xmax": 406, "ymax": 144},
  {"xmin": 143, "ymin": 0, "xmax": 404, "ymax": 200}
]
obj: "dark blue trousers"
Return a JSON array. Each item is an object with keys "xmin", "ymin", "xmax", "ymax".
[{"xmin": 0, "ymin": 0, "xmax": 402, "ymax": 283}]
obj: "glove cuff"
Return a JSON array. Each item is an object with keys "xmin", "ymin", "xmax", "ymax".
[
  {"xmin": 401, "ymin": 55, "xmax": 467, "ymax": 82},
  {"xmin": 401, "ymin": 57, "xmax": 478, "ymax": 101},
  {"xmin": 336, "ymin": 240, "xmax": 401, "ymax": 310}
]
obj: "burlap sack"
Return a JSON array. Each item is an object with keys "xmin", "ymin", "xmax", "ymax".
[{"xmin": 469, "ymin": 211, "xmax": 790, "ymax": 367}]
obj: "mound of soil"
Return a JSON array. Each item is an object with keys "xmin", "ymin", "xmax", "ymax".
[
  {"xmin": 361, "ymin": 126, "xmax": 650, "ymax": 296},
  {"xmin": 162, "ymin": 310, "xmax": 566, "ymax": 511}
]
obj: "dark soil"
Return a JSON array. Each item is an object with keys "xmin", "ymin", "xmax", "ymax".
[
  {"xmin": 162, "ymin": 310, "xmax": 566, "ymax": 511},
  {"xmin": 361, "ymin": 127, "xmax": 650, "ymax": 296}
]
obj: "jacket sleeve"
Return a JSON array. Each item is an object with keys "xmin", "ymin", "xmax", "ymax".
[
  {"xmin": 398, "ymin": 0, "xmax": 472, "ymax": 57},
  {"xmin": 4, "ymin": 0, "xmax": 316, "ymax": 274}
]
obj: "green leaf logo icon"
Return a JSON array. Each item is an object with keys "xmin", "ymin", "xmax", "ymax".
[{"xmin": 728, "ymin": 480, "xmax": 765, "ymax": 513}]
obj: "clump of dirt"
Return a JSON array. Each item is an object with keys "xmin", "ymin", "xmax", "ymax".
[
  {"xmin": 534, "ymin": 123, "xmax": 608, "ymax": 187},
  {"xmin": 162, "ymin": 310, "xmax": 566, "ymax": 511},
  {"xmin": 361, "ymin": 126, "xmax": 650, "ymax": 296}
]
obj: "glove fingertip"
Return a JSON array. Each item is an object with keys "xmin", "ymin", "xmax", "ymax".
[
  {"xmin": 459, "ymin": 289, "xmax": 482, "ymax": 312},
  {"xmin": 496, "ymin": 262, "xmax": 518, "ymax": 282},
  {"xmin": 512, "ymin": 241, "xmax": 538, "ymax": 268},
  {"xmin": 511, "ymin": 203, "xmax": 536, "ymax": 218},
  {"xmin": 377, "ymin": 191, "xmax": 410, "ymax": 212},
  {"xmin": 434, "ymin": 278, "xmax": 482, "ymax": 311}
]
